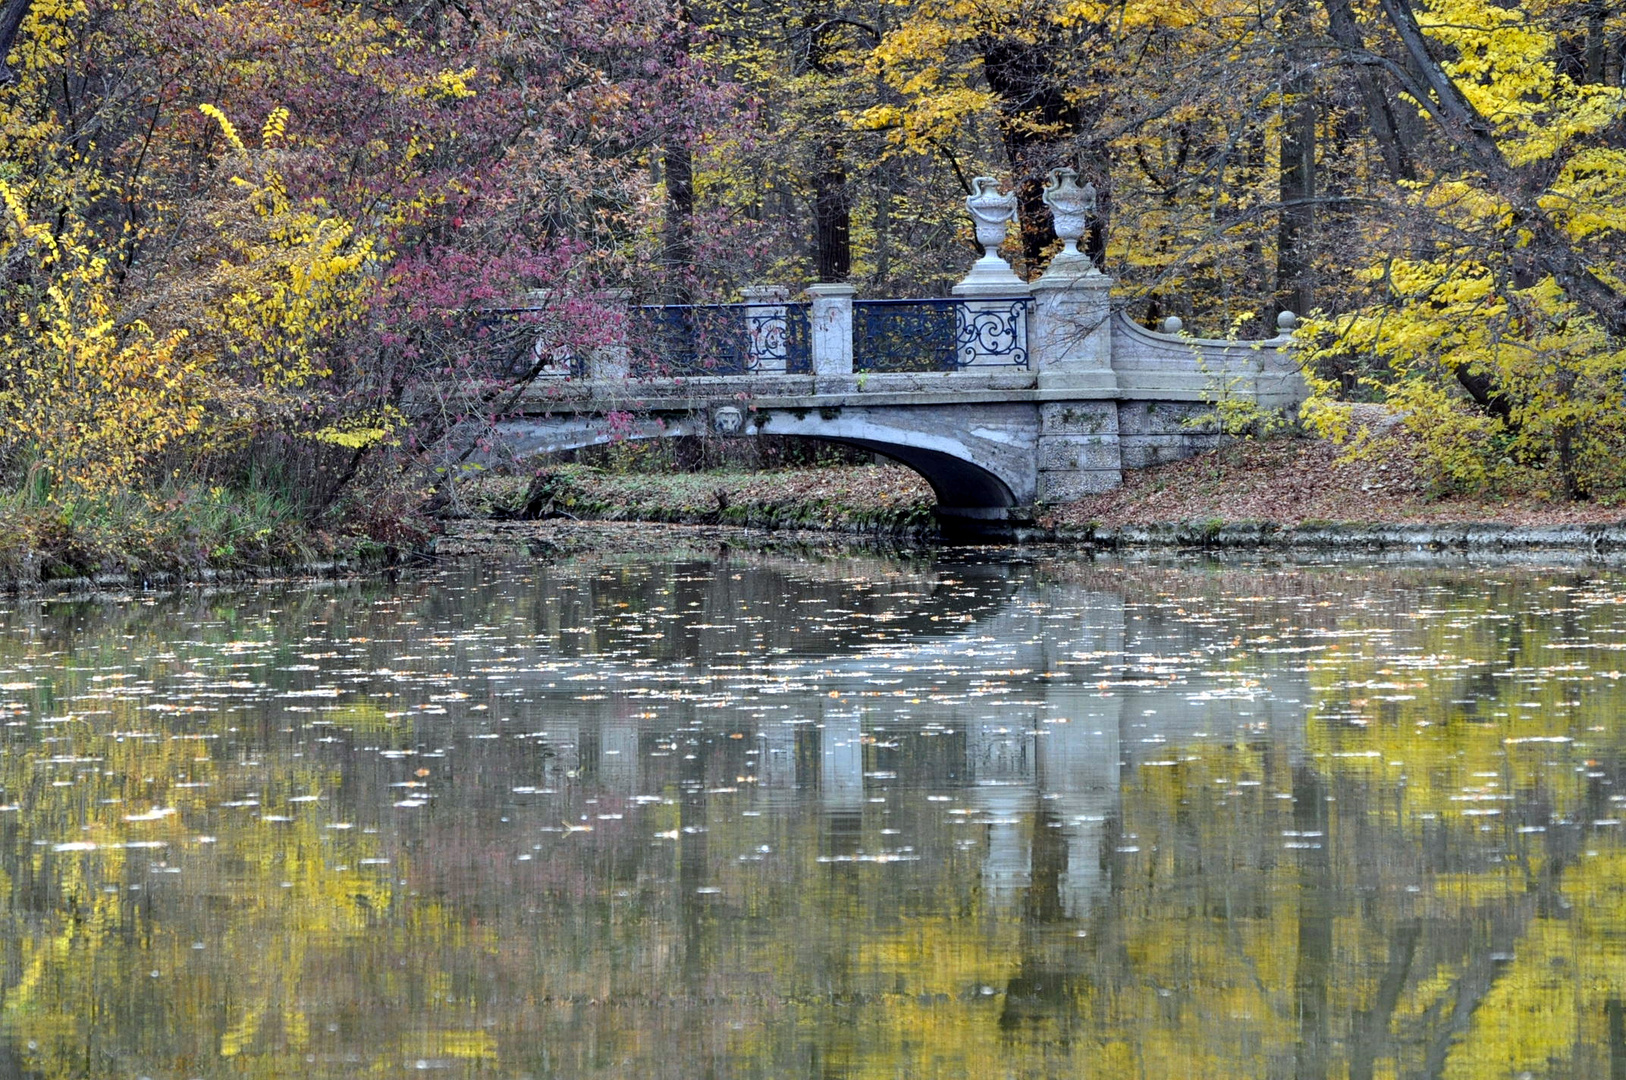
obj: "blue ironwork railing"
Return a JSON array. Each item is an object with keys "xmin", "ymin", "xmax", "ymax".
[
  {"xmin": 631, "ymin": 302, "xmax": 811, "ymax": 377},
  {"xmin": 853, "ymin": 297, "xmax": 1032, "ymax": 373},
  {"xmin": 475, "ymin": 309, "xmax": 587, "ymax": 379}
]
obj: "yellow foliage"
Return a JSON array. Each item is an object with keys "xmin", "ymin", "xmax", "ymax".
[
  {"xmin": 427, "ymin": 67, "xmax": 480, "ymax": 101},
  {"xmin": 1296, "ymin": 0, "xmax": 1626, "ymax": 497},
  {"xmin": 199, "ymin": 103, "xmax": 247, "ymax": 153},
  {"xmin": 0, "ymin": 197, "xmax": 206, "ymax": 489},
  {"xmin": 310, "ymin": 406, "xmax": 405, "ymax": 450},
  {"xmin": 187, "ymin": 107, "xmax": 386, "ymax": 401}
]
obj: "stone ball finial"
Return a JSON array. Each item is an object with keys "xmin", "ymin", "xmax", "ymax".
[
  {"xmin": 1277, "ymin": 310, "xmax": 1298, "ymax": 333},
  {"xmin": 965, "ymin": 177, "xmax": 1018, "ymax": 253},
  {"xmin": 1160, "ymin": 316, "xmax": 1184, "ymax": 334},
  {"xmin": 1042, "ymin": 168, "xmax": 1096, "ymax": 256}
]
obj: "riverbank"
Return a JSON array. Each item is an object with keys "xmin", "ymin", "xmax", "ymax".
[
  {"xmin": 1041, "ymin": 435, "xmax": 1626, "ymax": 550},
  {"xmin": 452, "ymin": 465, "xmax": 939, "ymax": 537},
  {"xmin": 0, "ymin": 483, "xmax": 419, "ymax": 593},
  {"xmin": 9, "ymin": 432, "xmax": 1626, "ymax": 593},
  {"xmin": 457, "ymin": 435, "xmax": 1626, "ymax": 552}
]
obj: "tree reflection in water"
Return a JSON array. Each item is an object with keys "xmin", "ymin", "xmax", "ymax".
[{"xmin": 0, "ymin": 551, "xmax": 1622, "ymax": 1077}]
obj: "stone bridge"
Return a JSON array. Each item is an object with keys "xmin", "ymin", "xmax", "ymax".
[{"xmin": 490, "ymin": 173, "xmax": 1306, "ymax": 534}]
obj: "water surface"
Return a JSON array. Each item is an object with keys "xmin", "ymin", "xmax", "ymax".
[{"xmin": 1, "ymin": 543, "xmax": 1624, "ymax": 1078}]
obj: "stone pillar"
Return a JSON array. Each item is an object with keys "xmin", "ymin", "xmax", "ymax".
[
  {"xmin": 1030, "ymin": 266, "xmax": 1121, "ymax": 499},
  {"xmin": 1029, "ymin": 265, "xmax": 1114, "ymax": 392},
  {"xmin": 740, "ymin": 284, "xmax": 790, "ymax": 374},
  {"xmin": 805, "ymin": 283, "xmax": 855, "ymax": 377},
  {"xmin": 518, "ymin": 288, "xmax": 582, "ymax": 378},
  {"xmin": 588, "ymin": 287, "xmax": 632, "ymax": 381},
  {"xmin": 820, "ymin": 702, "xmax": 864, "ymax": 812},
  {"xmin": 1037, "ymin": 401, "xmax": 1123, "ymax": 500}
]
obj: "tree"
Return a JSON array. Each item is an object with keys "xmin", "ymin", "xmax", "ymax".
[
  {"xmin": 0, "ymin": 0, "xmax": 746, "ymax": 543},
  {"xmin": 1301, "ymin": 0, "xmax": 1626, "ymax": 499}
]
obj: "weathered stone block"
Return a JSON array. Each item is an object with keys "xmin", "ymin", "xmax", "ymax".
[
  {"xmin": 1117, "ymin": 401, "xmax": 1218, "ymax": 437},
  {"xmin": 1185, "ymin": 432, "xmax": 1225, "ymax": 453},
  {"xmin": 1147, "ymin": 402, "xmax": 1208, "ymax": 434},
  {"xmin": 1038, "ymin": 468, "xmax": 1122, "ymax": 501},
  {"xmin": 1040, "ymin": 401, "xmax": 1118, "ymax": 436},
  {"xmin": 1114, "ymin": 402, "xmax": 1153, "ymax": 436},
  {"xmin": 1119, "ymin": 435, "xmax": 1191, "ymax": 470},
  {"xmin": 1039, "ymin": 437, "xmax": 1122, "ymax": 473}
]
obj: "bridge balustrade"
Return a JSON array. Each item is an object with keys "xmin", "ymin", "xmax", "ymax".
[
  {"xmin": 628, "ymin": 301, "xmax": 811, "ymax": 378},
  {"xmin": 485, "ymin": 173, "xmax": 1310, "ymax": 522},
  {"xmin": 476, "ymin": 307, "xmax": 588, "ymax": 380}
]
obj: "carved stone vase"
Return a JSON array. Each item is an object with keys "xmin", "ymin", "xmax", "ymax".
[
  {"xmin": 965, "ymin": 177, "xmax": 1018, "ymax": 253},
  {"xmin": 1041, "ymin": 168, "xmax": 1096, "ymax": 256},
  {"xmin": 954, "ymin": 177, "xmax": 1027, "ymax": 297}
]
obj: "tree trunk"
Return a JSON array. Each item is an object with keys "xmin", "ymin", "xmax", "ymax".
[
  {"xmin": 812, "ymin": 141, "xmax": 850, "ymax": 282},
  {"xmin": 1322, "ymin": 0, "xmax": 1415, "ymax": 181},
  {"xmin": 1608, "ymin": 997, "xmax": 1626, "ymax": 1080},
  {"xmin": 979, "ymin": 33, "xmax": 1094, "ymax": 271},
  {"xmin": 1277, "ymin": 0, "xmax": 1316, "ymax": 318},
  {"xmin": 1348, "ymin": 922, "xmax": 1420, "ymax": 1080},
  {"xmin": 798, "ymin": 15, "xmax": 853, "ymax": 283},
  {"xmin": 1342, "ymin": 0, "xmax": 1626, "ymax": 335},
  {"xmin": 0, "ymin": 0, "xmax": 34, "ymax": 85},
  {"xmin": 661, "ymin": 0, "xmax": 694, "ymax": 302},
  {"xmin": 872, "ymin": 171, "xmax": 892, "ymax": 284},
  {"xmin": 1558, "ymin": 0, "xmax": 1610, "ymax": 84},
  {"xmin": 1292, "ymin": 765, "xmax": 1332, "ymax": 1080}
]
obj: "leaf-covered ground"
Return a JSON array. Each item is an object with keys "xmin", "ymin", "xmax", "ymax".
[{"xmin": 1043, "ymin": 436, "xmax": 1626, "ymax": 529}]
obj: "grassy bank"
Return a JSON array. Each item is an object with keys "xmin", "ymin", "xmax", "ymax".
[
  {"xmin": 14, "ymin": 431, "xmax": 1624, "ymax": 590},
  {"xmin": 0, "ymin": 478, "xmax": 421, "ymax": 589},
  {"xmin": 454, "ymin": 464, "xmax": 938, "ymax": 536}
]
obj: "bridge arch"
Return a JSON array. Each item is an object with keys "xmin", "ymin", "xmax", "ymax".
[
  {"xmin": 490, "ymin": 403, "xmax": 1034, "ymax": 517},
  {"xmin": 812, "ymin": 438, "xmax": 1017, "ymax": 509}
]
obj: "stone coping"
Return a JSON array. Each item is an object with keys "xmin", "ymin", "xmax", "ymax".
[{"xmin": 509, "ymin": 373, "xmax": 1290, "ymax": 412}]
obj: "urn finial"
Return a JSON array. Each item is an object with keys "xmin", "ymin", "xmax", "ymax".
[
  {"xmin": 953, "ymin": 177, "xmax": 1028, "ymax": 297},
  {"xmin": 1042, "ymin": 168, "xmax": 1096, "ymax": 256},
  {"xmin": 964, "ymin": 177, "xmax": 1018, "ymax": 254}
]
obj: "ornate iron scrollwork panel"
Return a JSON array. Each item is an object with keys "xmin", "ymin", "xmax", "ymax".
[
  {"xmin": 854, "ymin": 297, "xmax": 1031, "ymax": 372},
  {"xmin": 954, "ymin": 298, "xmax": 1031, "ymax": 369},
  {"xmin": 631, "ymin": 302, "xmax": 813, "ymax": 377}
]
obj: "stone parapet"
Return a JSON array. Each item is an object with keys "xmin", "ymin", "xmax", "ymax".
[
  {"xmin": 486, "ymin": 254, "xmax": 1312, "ymax": 525},
  {"xmin": 1116, "ymin": 401, "xmax": 1223, "ymax": 470}
]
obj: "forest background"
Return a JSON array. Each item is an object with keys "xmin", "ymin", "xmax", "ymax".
[{"xmin": 0, "ymin": 0, "xmax": 1623, "ymax": 577}]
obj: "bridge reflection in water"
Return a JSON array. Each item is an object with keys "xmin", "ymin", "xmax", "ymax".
[{"xmin": 505, "ymin": 555, "xmax": 1308, "ymax": 924}]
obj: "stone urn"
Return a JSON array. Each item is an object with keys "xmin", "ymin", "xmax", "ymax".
[
  {"xmin": 1042, "ymin": 168, "xmax": 1096, "ymax": 256},
  {"xmin": 965, "ymin": 176, "xmax": 1018, "ymax": 253},
  {"xmin": 954, "ymin": 177, "xmax": 1027, "ymax": 296}
]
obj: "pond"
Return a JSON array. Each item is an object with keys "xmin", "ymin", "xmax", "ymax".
[{"xmin": 1, "ymin": 537, "xmax": 1625, "ymax": 1078}]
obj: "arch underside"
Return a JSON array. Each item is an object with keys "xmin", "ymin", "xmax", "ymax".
[
  {"xmin": 810, "ymin": 438, "xmax": 1017, "ymax": 510},
  {"xmin": 491, "ymin": 416, "xmax": 1022, "ymax": 511}
]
